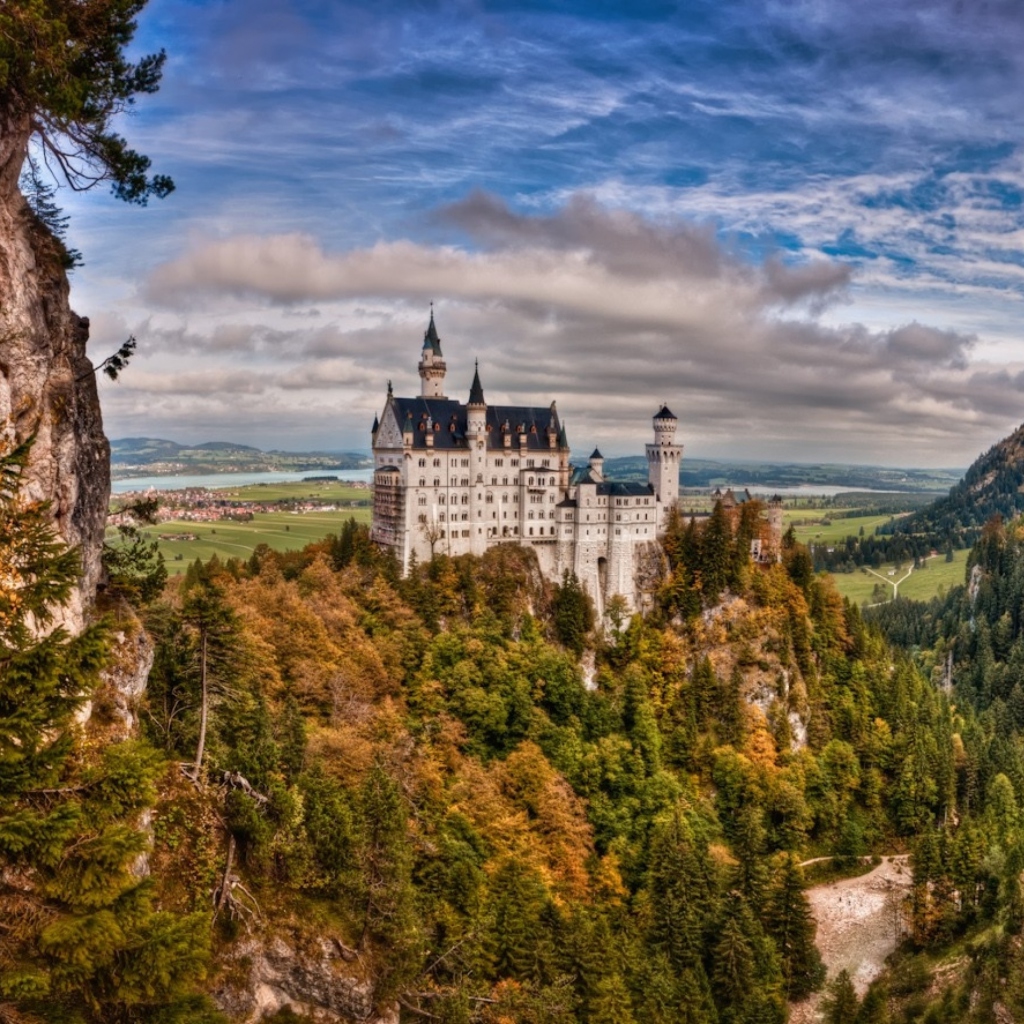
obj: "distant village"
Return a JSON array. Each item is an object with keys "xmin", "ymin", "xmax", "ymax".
[{"xmin": 110, "ymin": 480, "xmax": 372, "ymax": 535}]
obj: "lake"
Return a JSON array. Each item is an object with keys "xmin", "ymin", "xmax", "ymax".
[{"xmin": 111, "ymin": 468, "xmax": 376, "ymax": 493}]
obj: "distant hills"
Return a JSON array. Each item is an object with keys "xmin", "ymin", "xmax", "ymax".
[
  {"xmin": 886, "ymin": 421, "xmax": 1024, "ymax": 542},
  {"xmin": 604, "ymin": 455, "xmax": 961, "ymax": 494},
  {"xmin": 110, "ymin": 437, "xmax": 371, "ymax": 479}
]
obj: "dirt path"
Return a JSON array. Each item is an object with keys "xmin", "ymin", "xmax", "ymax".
[{"xmin": 790, "ymin": 856, "xmax": 911, "ymax": 1024}]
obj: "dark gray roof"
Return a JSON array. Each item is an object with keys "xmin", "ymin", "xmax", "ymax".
[
  {"xmin": 388, "ymin": 395, "xmax": 565, "ymax": 451},
  {"xmin": 655, "ymin": 404, "xmax": 677, "ymax": 420},
  {"xmin": 596, "ymin": 481, "xmax": 655, "ymax": 497},
  {"xmin": 590, "ymin": 448, "xmax": 603, "ymax": 459},
  {"xmin": 423, "ymin": 312, "xmax": 443, "ymax": 355},
  {"xmin": 371, "ymin": 414, "xmax": 379, "ymax": 434},
  {"xmin": 468, "ymin": 362, "xmax": 485, "ymax": 405}
]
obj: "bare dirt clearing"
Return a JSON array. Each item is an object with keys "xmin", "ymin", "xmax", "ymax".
[{"xmin": 790, "ymin": 856, "xmax": 911, "ymax": 1024}]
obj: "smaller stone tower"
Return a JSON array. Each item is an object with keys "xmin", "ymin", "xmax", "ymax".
[
  {"xmin": 419, "ymin": 308, "xmax": 447, "ymax": 398},
  {"xmin": 646, "ymin": 405, "xmax": 682, "ymax": 517},
  {"xmin": 767, "ymin": 495, "xmax": 784, "ymax": 562}
]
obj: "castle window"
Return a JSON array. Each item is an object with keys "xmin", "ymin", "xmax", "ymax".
[
  {"xmin": 496, "ymin": 459, "xmax": 503, "ymax": 467},
  {"xmin": 486, "ymin": 493, "xmax": 494, "ymax": 503},
  {"xmin": 502, "ymin": 494, "xmax": 509, "ymax": 503},
  {"xmin": 418, "ymin": 423, "xmax": 425, "ymax": 432},
  {"xmin": 439, "ymin": 494, "xmax": 446, "ymax": 504},
  {"xmin": 418, "ymin": 514, "xmax": 426, "ymax": 523},
  {"xmin": 462, "ymin": 513, "xmax": 468, "ymax": 521},
  {"xmin": 433, "ymin": 458, "xmax": 440, "ymax": 467},
  {"xmin": 418, "ymin": 458, "xmax": 426, "ymax": 467},
  {"xmin": 418, "ymin": 495, "xmax": 427, "ymax": 506},
  {"xmin": 529, "ymin": 528, "xmax": 534, "ymax": 536},
  {"xmin": 549, "ymin": 477, "xmax": 555, "ymax": 486},
  {"xmin": 419, "ymin": 478, "xmax": 425, "ymax": 487},
  {"xmin": 502, "ymin": 477, "xmax": 508, "ymax": 486},
  {"xmin": 542, "ymin": 459, "xmax": 550, "ymax": 467},
  {"xmin": 433, "ymin": 478, "xmax": 440, "ymax": 487},
  {"xmin": 528, "ymin": 511, "xmax": 534, "ymax": 520},
  {"xmin": 462, "ymin": 494, "xmax": 469, "ymax": 505},
  {"xmin": 527, "ymin": 459, "xmax": 535, "ymax": 467},
  {"xmin": 449, "ymin": 423, "xmax": 455, "ymax": 432},
  {"xmin": 491, "ymin": 476, "xmax": 497, "ymax": 485},
  {"xmin": 434, "ymin": 422, "xmax": 440, "ymax": 432},
  {"xmin": 511, "ymin": 459, "xmax": 519, "ymax": 467},
  {"xmin": 462, "ymin": 459, "xmax": 469, "ymax": 467},
  {"xmin": 461, "ymin": 478, "xmax": 469, "ymax": 487},
  {"xmin": 528, "ymin": 477, "xmax": 534, "ymax": 486},
  {"xmin": 439, "ymin": 513, "xmax": 446, "ymax": 521}
]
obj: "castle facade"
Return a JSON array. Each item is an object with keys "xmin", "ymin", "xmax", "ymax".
[{"xmin": 370, "ymin": 313, "xmax": 682, "ymax": 613}]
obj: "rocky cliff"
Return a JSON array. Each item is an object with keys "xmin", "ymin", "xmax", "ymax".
[{"xmin": 0, "ymin": 153, "xmax": 109, "ymax": 630}]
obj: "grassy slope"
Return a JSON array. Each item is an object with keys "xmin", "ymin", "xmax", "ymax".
[{"xmin": 826, "ymin": 548, "xmax": 968, "ymax": 606}]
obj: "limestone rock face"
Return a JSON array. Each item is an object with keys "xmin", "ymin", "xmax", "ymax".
[
  {"xmin": 213, "ymin": 936, "xmax": 399, "ymax": 1023},
  {"xmin": 0, "ymin": 175, "xmax": 109, "ymax": 631}
]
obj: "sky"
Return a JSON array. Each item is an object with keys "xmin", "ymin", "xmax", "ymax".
[{"xmin": 60, "ymin": 0, "xmax": 1024, "ymax": 467}]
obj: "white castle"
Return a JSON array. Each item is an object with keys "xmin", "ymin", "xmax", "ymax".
[{"xmin": 369, "ymin": 312, "xmax": 682, "ymax": 614}]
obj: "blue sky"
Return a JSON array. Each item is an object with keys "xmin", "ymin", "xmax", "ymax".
[{"xmin": 61, "ymin": 0, "xmax": 1024, "ymax": 465}]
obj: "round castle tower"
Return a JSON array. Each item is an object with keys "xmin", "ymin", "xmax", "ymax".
[
  {"xmin": 646, "ymin": 404, "xmax": 682, "ymax": 512},
  {"xmin": 419, "ymin": 309, "xmax": 447, "ymax": 398}
]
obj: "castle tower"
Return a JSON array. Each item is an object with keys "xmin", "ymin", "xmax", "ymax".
[
  {"xmin": 418, "ymin": 309, "xmax": 447, "ymax": 398},
  {"xmin": 467, "ymin": 362, "xmax": 488, "ymax": 554},
  {"xmin": 588, "ymin": 448, "xmax": 604, "ymax": 481},
  {"xmin": 646, "ymin": 404, "xmax": 682, "ymax": 516},
  {"xmin": 767, "ymin": 495, "xmax": 784, "ymax": 562}
]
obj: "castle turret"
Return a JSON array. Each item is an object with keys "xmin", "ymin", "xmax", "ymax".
[
  {"xmin": 646, "ymin": 404, "xmax": 682, "ymax": 517},
  {"xmin": 588, "ymin": 448, "xmax": 604, "ymax": 481},
  {"xmin": 418, "ymin": 309, "xmax": 447, "ymax": 398},
  {"xmin": 467, "ymin": 361, "xmax": 486, "ymax": 434}
]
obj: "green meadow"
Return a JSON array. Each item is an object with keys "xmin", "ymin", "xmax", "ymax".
[
  {"xmin": 789, "ymin": 512, "xmax": 898, "ymax": 545},
  {"xmin": 109, "ymin": 479, "xmax": 373, "ymax": 574},
  {"xmin": 826, "ymin": 548, "xmax": 969, "ymax": 606}
]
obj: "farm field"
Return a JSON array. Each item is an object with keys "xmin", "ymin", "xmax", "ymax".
[
  {"xmin": 112, "ymin": 509, "xmax": 371, "ymax": 574},
  {"xmin": 827, "ymin": 548, "xmax": 969, "ymax": 606},
  {"xmin": 789, "ymin": 512, "xmax": 898, "ymax": 545}
]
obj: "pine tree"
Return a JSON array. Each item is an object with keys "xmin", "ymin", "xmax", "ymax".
[
  {"xmin": 0, "ymin": 439, "xmax": 211, "ymax": 1022},
  {"xmin": 764, "ymin": 855, "xmax": 825, "ymax": 1000},
  {"xmin": 821, "ymin": 969, "xmax": 858, "ymax": 1024}
]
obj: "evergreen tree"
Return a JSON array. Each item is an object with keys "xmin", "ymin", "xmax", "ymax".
[
  {"xmin": 821, "ymin": 969, "xmax": 859, "ymax": 1024},
  {"xmin": 0, "ymin": 439, "xmax": 211, "ymax": 1021},
  {"xmin": 764, "ymin": 855, "xmax": 825, "ymax": 999}
]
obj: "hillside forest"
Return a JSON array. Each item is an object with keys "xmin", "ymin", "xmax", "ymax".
[{"xmin": 9, "ymin": 438, "xmax": 1024, "ymax": 1024}]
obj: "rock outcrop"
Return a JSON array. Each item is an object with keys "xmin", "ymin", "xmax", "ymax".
[
  {"xmin": 0, "ymin": 153, "xmax": 109, "ymax": 633},
  {"xmin": 213, "ymin": 936, "xmax": 399, "ymax": 1024}
]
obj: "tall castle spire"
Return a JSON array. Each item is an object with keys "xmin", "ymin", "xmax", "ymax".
[
  {"xmin": 418, "ymin": 305, "xmax": 447, "ymax": 398},
  {"xmin": 468, "ymin": 360, "xmax": 485, "ymax": 406}
]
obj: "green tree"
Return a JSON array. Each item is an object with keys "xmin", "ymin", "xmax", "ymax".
[
  {"xmin": 0, "ymin": 0, "xmax": 173, "ymax": 203},
  {"xmin": 764, "ymin": 855, "xmax": 825, "ymax": 999},
  {"xmin": 0, "ymin": 439, "xmax": 211, "ymax": 1021},
  {"xmin": 552, "ymin": 570, "xmax": 593, "ymax": 656},
  {"xmin": 180, "ymin": 569, "xmax": 242, "ymax": 774},
  {"xmin": 821, "ymin": 969, "xmax": 858, "ymax": 1024}
]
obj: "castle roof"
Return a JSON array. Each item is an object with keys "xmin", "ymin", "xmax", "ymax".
[
  {"xmin": 597, "ymin": 481, "xmax": 654, "ymax": 497},
  {"xmin": 423, "ymin": 310, "xmax": 443, "ymax": 355},
  {"xmin": 371, "ymin": 413, "xmax": 379, "ymax": 434},
  {"xmin": 468, "ymin": 361, "xmax": 485, "ymax": 405},
  {"xmin": 386, "ymin": 395, "xmax": 565, "ymax": 451},
  {"xmin": 655, "ymin": 404, "xmax": 677, "ymax": 420},
  {"xmin": 590, "ymin": 448, "xmax": 603, "ymax": 460}
]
